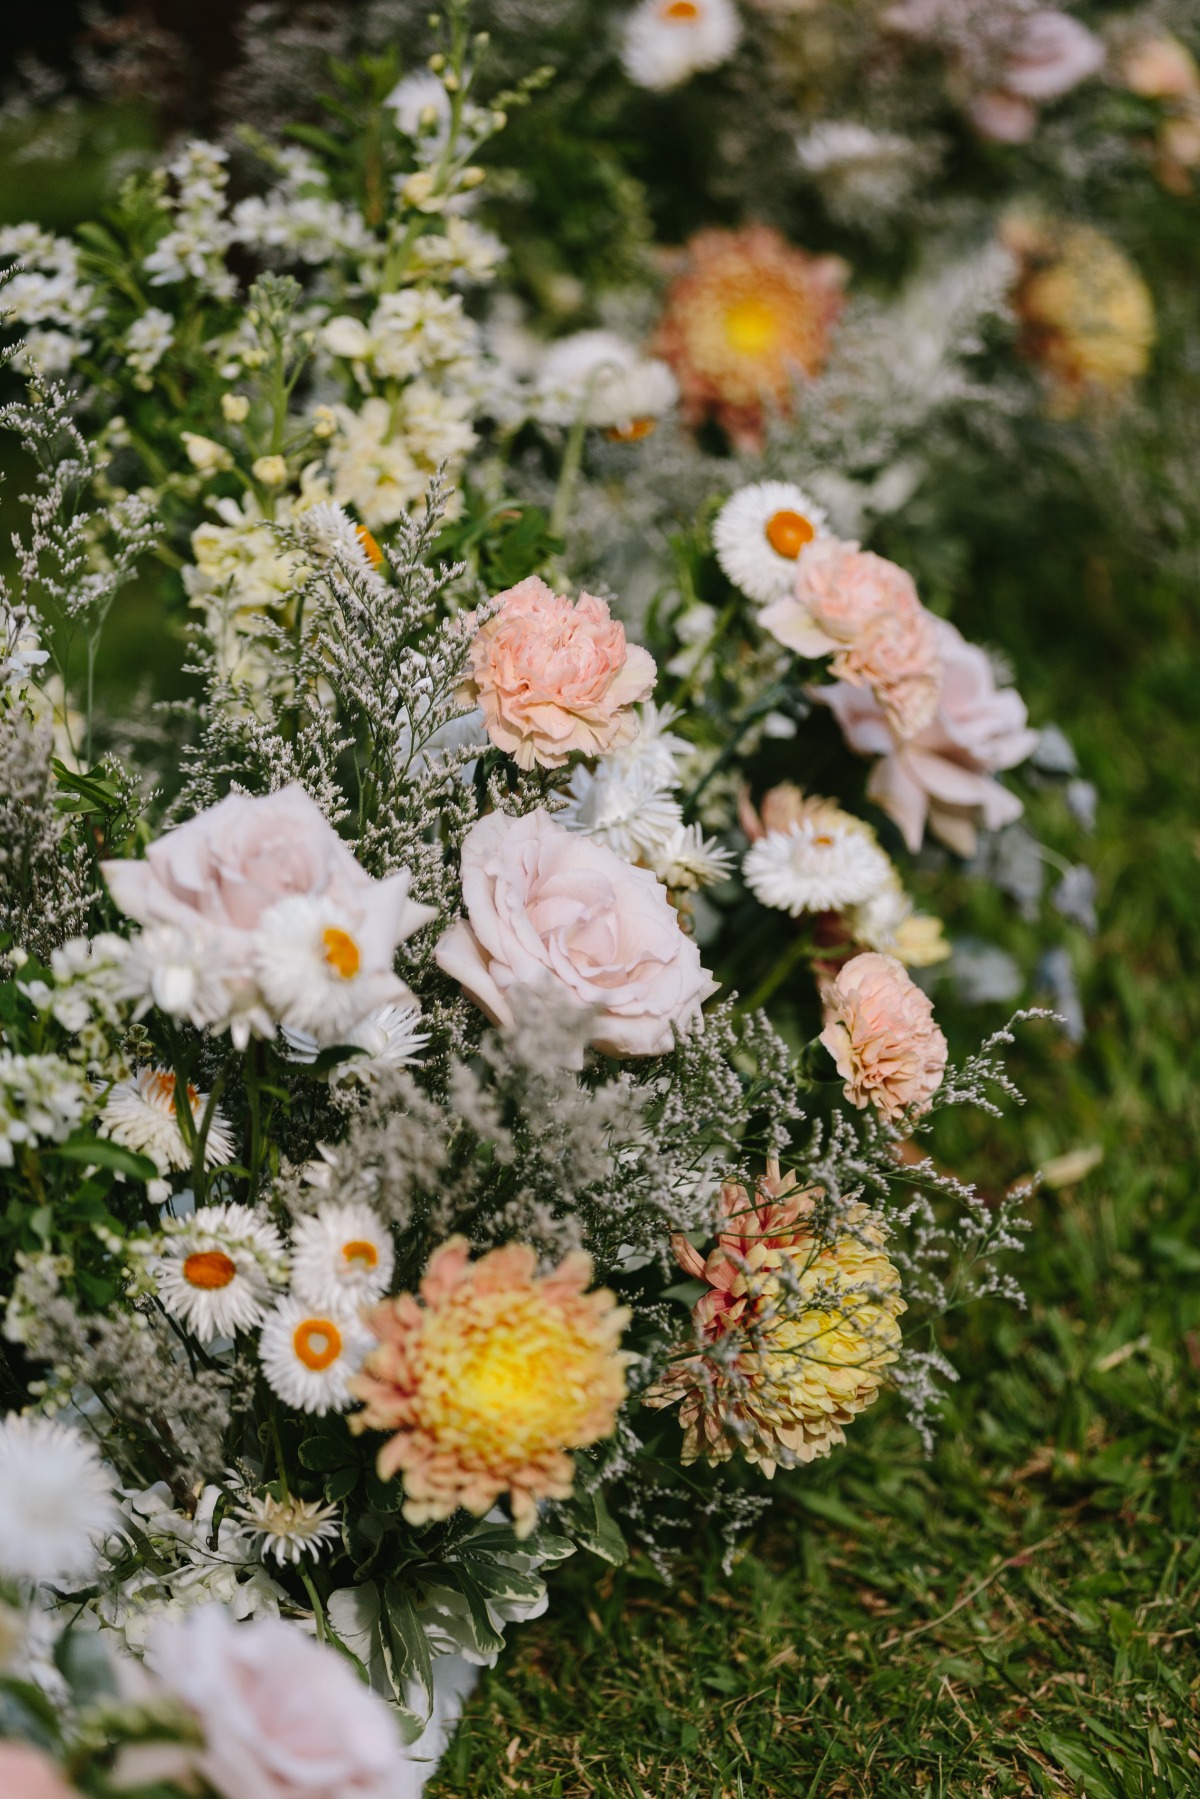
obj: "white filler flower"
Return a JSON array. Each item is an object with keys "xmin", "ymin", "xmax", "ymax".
[
  {"xmin": 288, "ymin": 1201, "xmax": 395, "ymax": 1313},
  {"xmin": 258, "ymin": 1297, "xmax": 373, "ymax": 1415},
  {"xmin": 621, "ymin": 0, "xmax": 742, "ymax": 93},
  {"xmin": 743, "ymin": 819, "xmax": 894, "ymax": 916},
  {"xmin": 0, "ymin": 1414, "xmax": 119, "ymax": 1584},
  {"xmin": 154, "ymin": 1203, "xmax": 285, "ymax": 1342},
  {"xmin": 712, "ymin": 480, "xmax": 829, "ymax": 606}
]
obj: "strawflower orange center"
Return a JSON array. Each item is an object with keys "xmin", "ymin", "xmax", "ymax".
[
  {"xmin": 322, "ymin": 926, "xmax": 361, "ymax": 979},
  {"xmin": 356, "ymin": 525, "xmax": 384, "ymax": 567},
  {"xmin": 183, "ymin": 1250, "xmax": 237, "ymax": 1291},
  {"xmin": 605, "ymin": 417, "xmax": 658, "ymax": 443},
  {"xmin": 294, "ymin": 1318, "xmax": 343, "ymax": 1371},
  {"xmin": 663, "ymin": 0, "xmax": 701, "ymax": 17},
  {"xmin": 764, "ymin": 509, "xmax": 815, "ymax": 559},
  {"xmin": 342, "ymin": 1239, "xmax": 379, "ymax": 1269}
]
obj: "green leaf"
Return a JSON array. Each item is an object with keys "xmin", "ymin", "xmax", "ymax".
[
  {"xmin": 298, "ymin": 1433, "xmax": 355, "ymax": 1473},
  {"xmin": 325, "ymin": 1465, "xmax": 360, "ymax": 1503},
  {"xmin": 568, "ymin": 1485, "xmax": 628, "ymax": 1566},
  {"xmin": 381, "ymin": 1579, "xmax": 434, "ymax": 1717},
  {"xmin": 46, "ymin": 1135, "xmax": 159, "ymax": 1182}
]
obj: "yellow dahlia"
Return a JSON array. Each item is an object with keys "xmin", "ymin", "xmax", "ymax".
[
  {"xmin": 1004, "ymin": 219, "xmax": 1156, "ymax": 412},
  {"xmin": 652, "ymin": 225, "xmax": 848, "ymax": 447},
  {"xmin": 645, "ymin": 1171, "xmax": 904, "ymax": 1472},
  {"xmin": 350, "ymin": 1238, "xmax": 629, "ymax": 1535}
]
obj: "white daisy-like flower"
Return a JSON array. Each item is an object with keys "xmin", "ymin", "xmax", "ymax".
[
  {"xmin": 296, "ymin": 502, "xmax": 381, "ymax": 573},
  {"xmin": 621, "ymin": 0, "xmax": 742, "ymax": 92},
  {"xmin": 743, "ymin": 819, "xmax": 894, "ymax": 917},
  {"xmin": 282, "ymin": 1003, "xmax": 430, "ymax": 1085},
  {"xmin": 653, "ymin": 821, "xmax": 735, "ymax": 891},
  {"xmin": 712, "ymin": 481, "xmax": 830, "ymax": 605},
  {"xmin": 0, "ymin": 1414, "xmax": 120, "ymax": 1585},
  {"xmin": 154, "ymin": 1203, "xmax": 286, "ymax": 1343},
  {"xmin": 234, "ymin": 1493, "xmax": 341, "ymax": 1566},
  {"xmin": 287, "ymin": 1201, "xmax": 395, "ymax": 1313},
  {"xmin": 534, "ymin": 330, "xmax": 679, "ymax": 435},
  {"xmin": 253, "ymin": 895, "xmax": 420, "ymax": 1046},
  {"xmin": 258, "ymin": 1297, "xmax": 373, "ymax": 1415},
  {"xmin": 101, "ymin": 1067, "xmax": 236, "ymax": 1175},
  {"xmin": 561, "ymin": 758, "xmax": 682, "ymax": 866}
]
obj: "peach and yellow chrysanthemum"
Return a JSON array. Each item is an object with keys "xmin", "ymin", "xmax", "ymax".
[
  {"xmin": 644, "ymin": 1164, "xmax": 905, "ymax": 1473},
  {"xmin": 349, "ymin": 1238, "xmax": 630, "ymax": 1535},
  {"xmin": 652, "ymin": 226, "xmax": 848, "ymax": 447}
]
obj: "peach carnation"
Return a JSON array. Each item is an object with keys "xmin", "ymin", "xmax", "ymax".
[
  {"xmin": 350, "ymin": 1237, "xmax": 629, "ymax": 1535},
  {"xmin": 652, "ymin": 226, "xmax": 847, "ymax": 447},
  {"xmin": 644, "ymin": 1169, "xmax": 904, "ymax": 1471},
  {"xmin": 759, "ymin": 538, "xmax": 942, "ymax": 739},
  {"xmin": 460, "ymin": 576, "xmax": 656, "ymax": 770},
  {"xmin": 819, "ymin": 951, "xmax": 947, "ymax": 1122}
]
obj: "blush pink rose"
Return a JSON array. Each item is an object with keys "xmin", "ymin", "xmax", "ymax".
[
  {"xmin": 461, "ymin": 576, "xmax": 656, "ymax": 770},
  {"xmin": 0, "ymin": 1745, "xmax": 78, "ymax": 1799},
  {"xmin": 102, "ymin": 785, "xmax": 436, "ymax": 1046},
  {"xmin": 435, "ymin": 809, "xmax": 717, "ymax": 1065},
  {"xmin": 147, "ymin": 1606, "xmax": 410, "ymax": 1799},
  {"xmin": 760, "ymin": 538, "xmax": 942, "ymax": 739},
  {"xmin": 813, "ymin": 615, "xmax": 1039, "ymax": 856},
  {"xmin": 820, "ymin": 952, "xmax": 947, "ymax": 1122},
  {"xmin": 1003, "ymin": 11, "xmax": 1105, "ymax": 102}
]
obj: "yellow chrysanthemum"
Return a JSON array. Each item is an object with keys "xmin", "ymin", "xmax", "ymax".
[
  {"xmin": 1006, "ymin": 219, "xmax": 1156, "ymax": 412},
  {"xmin": 652, "ymin": 226, "xmax": 848, "ymax": 447},
  {"xmin": 645, "ymin": 1183, "xmax": 904, "ymax": 1474},
  {"xmin": 350, "ymin": 1238, "xmax": 629, "ymax": 1535}
]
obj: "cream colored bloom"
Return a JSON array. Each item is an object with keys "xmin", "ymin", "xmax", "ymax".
[
  {"xmin": 351, "ymin": 1237, "xmax": 629, "ymax": 1535},
  {"xmin": 621, "ymin": 0, "xmax": 742, "ymax": 92},
  {"xmin": 820, "ymin": 952, "xmax": 947, "ymax": 1121}
]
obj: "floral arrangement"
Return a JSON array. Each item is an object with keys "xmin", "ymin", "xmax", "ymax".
[{"xmin": 0, "ymin": 0, "xmax": 1182, "ymax": 1788}]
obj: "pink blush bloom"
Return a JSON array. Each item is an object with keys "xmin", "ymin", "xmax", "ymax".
[
  {"xmin": 1003, "ymin": 11, "xmax": 1105, "ymax": 102},
  {"xmin": 0, "ymin": 1745, "xmax": 78, "ymax": 1799},
  {"xmin": 813, "ymin": 616, "xmax": 1039, "ymax": 855},
  {"xmin": 461, "ymin": 576, "xmax": 656, "ymax": 770},
  {"xmin": 435, "ymin": 809, "xmax": 717, "ymax": 1065},
  {"xmin": 820, "ymin": 952, "xmax": 947, "ymax": 1122}
]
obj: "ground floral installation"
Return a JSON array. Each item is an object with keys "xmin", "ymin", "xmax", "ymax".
[{"xmin": 0, "ymin": 0, "xmax": 1183, "ymax": 1790}]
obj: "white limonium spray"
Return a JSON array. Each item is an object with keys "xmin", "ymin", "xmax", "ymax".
[
  {"xmin": 0, "ymin": 1415, "xmax": 120, "ymax": 1585},
  {"xmin": 152, "ymin": 1203, "xmax": 286, "ymax": 1343},
  {"xmin": 621, "ymin": 0, "xmax": 742, "ymax": 92},
  {"xmin": 258, "ymin": 1297, "xmax": 373, "ymax": 1415},
  {"xmin": 712, "ymin": 481, "xmax": 830, "ymax": 606},
  {"xmin": 743, "ymin": 818, "xmax": 895, "ymax": 916}
]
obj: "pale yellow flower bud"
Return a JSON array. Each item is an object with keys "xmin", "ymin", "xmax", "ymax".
[
  {"xmin": 252, "ymin": 455, "xmax": 289, "ymax": 488},
  {"xmin": 310, "ymin": 405, "xmax": 338, "ymax": 441},
  {"xmin": 221, "ymin": 393, "xmax": 251, "ymax": 424},
  {"xmin": 181, "ymin": 433, "xmax": 233, "ymax": 476}
]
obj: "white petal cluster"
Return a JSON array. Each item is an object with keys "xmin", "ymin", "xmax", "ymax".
[
  {"xmin": 152, "ymin": 1203, "xmax": 286, "ymax": 1342},
  {"xmin": 231, "ymin": 151, "xmax": 371, "ymax": 267},
  {"xmin": 123, "ymin": 308, "xmax": 175, "ymax": 381},
  {"xmin": 143, "ymin": 141, "xmax": 237, "ymax": 300},
  {"xmin": 742, "ymin": 819, "xmax": 895, "ymax": 917},
  {"xmin": 621, "ymin": 0, "xmax": 742, "ymax": 92},
  {"xmin": 713, "ymin": 480, "xmax": 830, "ymax": 606},
  {"xmin": 0, "ymin": 1051, "xmax": 89, "ymax": 1168},
  {"xmin": 322, "ymin": 289, "xmax": 480, "ymax": 384},
  {"xmin": 234, "ymin": 1494, "xmax": 341, "ymax": 1566},
  {"xmin": 0, "ymin": 223, "xmax": 100, "ymax": 374},
  {"xmin": 0, "ymin": 1414, "xmax": 119, "ymax": 1586},
  {"xmin": 532, "ymin": 330, "xmax": 679, "ymax": 432},
  {"xmin": 562, "ymin": 702, "xmax": 732, "ymax": 890}
]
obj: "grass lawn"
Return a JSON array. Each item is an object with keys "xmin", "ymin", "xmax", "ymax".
[{"xmin": 429, "ymin": 408, "xmax": 1200, "ymax": 1799}]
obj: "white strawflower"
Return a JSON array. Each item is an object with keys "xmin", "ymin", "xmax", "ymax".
[
  {"xmin": 258, "ymin": 1298, "xmax": 373, "ymax": 1415},
  {"xmin": 154, "ymin": 1203, "xmax": 286, "ymax": 1343},
  {"xmin": 287, "ymin": 1201, "xmax": 395, "ymax": 1313},
  {"xmin": 0, "ymin": 1415, "xmax": 119, "ymax": 1585},
  {"xmin": 712, "ymin": 481, "xmax": 829, "ymax": 605},
  {"xmin": 234, "ymin": 1494, "xmax": 341, "ymax": 1566},
  {"xmin": 561, "ymin": 759, "xmax": 682, "ymax": 866},
  {"xmin": 653, "ymin": 821, "xmax": 735, "ymax": 890},
  {"xmin": 253, "ymin": 896, "xmax": 420, "ymax": 1046},
  {"xmin": 743, "ymin": 819, "xmax": 894, "ymax": 916},
  {"xmin": 534, "ymin": 330, "xmax": 678, "ymax": 434},
  {"xmin": 621, "ymin": 0, "xmax": 742, "ymax": 92},
  {"xmin": 282, "ymin": 1003, "xmax": 431, "ymax": 1085},
  {"xmin": 101, "ymin": 1068, "xmax": 236, "ymax": 1175}
]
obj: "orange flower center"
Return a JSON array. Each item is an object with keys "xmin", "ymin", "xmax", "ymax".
[
  {"xmin": 183, "ymin": 1250, "xmax": 237, "ymax": 1290},
  {"xmin": 342, "ymin": 1239, "xmax": 379, "ymax": 1270},
  {"xmin": 322, "ymin": 926, "xmax": 361, "ymax": 979},
  {"xmin": 812, "ymin": 834, "xmax": 835, "ymax": 849},
  {"xmin": 356, "ymin": 525, "xmax": 384, "ymax": 567},
  {"xmin": 605, "ymin": 417, "xmax": 658, "ymax": 443},
  {"xmin": 722, "ymin": 296, "xmax": 781, "ymax": 358},
  {"xmin": 764, "ymin": 509, "xmax": 815, "ymax": 559},
  {"xmin": 662, "ymin": 0, "xmax": 700, "ymax": 17},
  {"xmin": 294, "ymin": 1317, "xmax": 343, "ymax": 1371}
]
